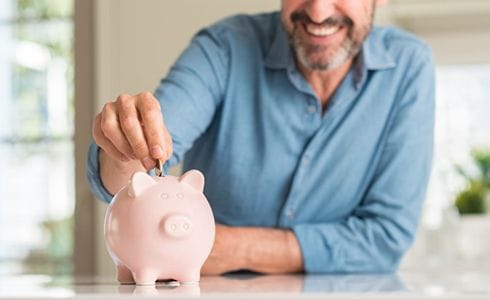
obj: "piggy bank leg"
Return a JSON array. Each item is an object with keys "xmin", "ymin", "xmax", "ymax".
[
  {"xmin": 133, "ymin": 269, "xmax": 158, "ymax": 286},
  {"xmin": 175, "ymin": 269, "xmax": 200, "ymax": 285},
  {"xmin": 116, "ymin": 264, "xmax": 135, "ymax": 284}
]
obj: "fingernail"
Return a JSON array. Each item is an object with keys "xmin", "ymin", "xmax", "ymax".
[
  {"xmin": 142, "ymin": 157, "xmax": 155, "ymax": 169},
  {"xmin": 151, "ymin": 145, "xmax": 164, "ymax": 158}
]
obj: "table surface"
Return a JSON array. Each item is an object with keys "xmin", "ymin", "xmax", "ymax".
[{"xmin": 1, "ymin": 270, "xmax": 489, "ymax": 299}]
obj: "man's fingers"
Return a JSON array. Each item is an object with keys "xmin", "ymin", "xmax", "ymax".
[
  {"xmin": 99, "ymin": 102, "xmax": 136, "ymax": 160},
  {"xmin": 97, "ymin": 92, "xmax": 172, "ymax": 170},
  {"xmin": 116, "ymin": 94, "xmax": 154, "ymax": 170},
  {"xmin": 93, "ymin": 114, "xmax": 129, "ymax": 162},
  {"xmin": 136, "ymin": 92, "xmax": 166, "ymax": 160}
]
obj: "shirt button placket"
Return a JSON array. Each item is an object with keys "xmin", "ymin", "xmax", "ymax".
[
  {"xmin": 283, "ymin": 152, "xmax": 312, "ymax": 224},
  {"xmin": 283, "ymin": 98, "xmax": 317, "ymax": 226}
]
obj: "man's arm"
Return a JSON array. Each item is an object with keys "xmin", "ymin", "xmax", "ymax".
[
  {"xmin": 202, "ymin": 225, "xmax": 303, "ymax": 275},
  {"xmin": 294, "ymin": 47, "xmax": 435, "ymax": 273},
  {"xmin": 87, "ymin": 28, "xmax": 229, "ymax": 202}
]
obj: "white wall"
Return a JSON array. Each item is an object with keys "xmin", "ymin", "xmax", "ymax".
[{"xmin": 95, "ymin": 0, "xmax": 280, "ymax": 103}]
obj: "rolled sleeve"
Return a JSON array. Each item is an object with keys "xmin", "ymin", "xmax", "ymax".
[
  {"xmin": 292, "ymin": 224, "xmax": 336, "ymax": 273},
  {"xmin": 86, "ymin": 142, "xmax": 114, "ymax": 204}
]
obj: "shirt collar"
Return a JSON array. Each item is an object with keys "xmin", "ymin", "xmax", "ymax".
[
  {"xmin": 361, "ymin": 27, "xmax": 396, "ymax": 71},
  {"xmin": 264, "ymin": 23, "xmax": 396, "ymax": 73},
  {"xmin": 264, "ymin": 22, "xmax": 291, "ymax": 69}
]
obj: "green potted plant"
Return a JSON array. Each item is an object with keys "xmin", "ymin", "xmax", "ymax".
[
  {"xmin": 453, "ymin": 149, "xmax": 490, "ymax": 266},
  {"xmin": 454, "ymin": 149, "xmax": 490, "ymax": 215},
  {"xmin": 454, "ymin": 180, "xmax": 487, "ymax": 214}
]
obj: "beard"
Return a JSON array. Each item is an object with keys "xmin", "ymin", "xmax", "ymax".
[{"xmin": 287, "ymin": 10, "xmax": 374, "ymax": 71}]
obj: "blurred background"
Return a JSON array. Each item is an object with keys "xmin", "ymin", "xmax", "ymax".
[{"xmin": 0, "ymin": 0, "xmax": 489, "ymax": 280}]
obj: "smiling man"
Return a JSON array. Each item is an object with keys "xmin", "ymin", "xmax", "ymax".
[{"xmin": 88, "ymin": 0, "xmax": 435, "ymax": 274}]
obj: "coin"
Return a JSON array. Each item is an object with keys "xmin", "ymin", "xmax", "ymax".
[{"xmin": 155, "ymin": 158, "xmax": 164, "ymax": 177}]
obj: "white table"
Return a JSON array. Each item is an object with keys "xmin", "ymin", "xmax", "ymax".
[{"xmin": 1, "ymin": 270, "xmax": 489, "ymax": 299}]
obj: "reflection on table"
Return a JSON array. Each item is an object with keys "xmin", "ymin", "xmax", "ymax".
[{"xmin": 0, "ymin": 270, "xmax": 489, "ymax": 299}]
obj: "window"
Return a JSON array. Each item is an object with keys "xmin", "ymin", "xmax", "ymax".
[
  {"xmin": 402, "ymin": 64, "xmax": 490, "ymax": 270},
  {"xmin": 423, "ymin": 65, "xmax": 490, "ymax": 226},
  {"xmin": 0, "ymin": 0, "xmax": 74, "ymax": 275}
]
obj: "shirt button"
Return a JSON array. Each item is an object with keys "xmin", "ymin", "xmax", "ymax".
[
  {"xmin": 286, "ymin": 209, "xmax": 295, "ymax": 219},
  {"xmin": 307, "ymin": 105, "xmax": 316, "ymax": 114}
]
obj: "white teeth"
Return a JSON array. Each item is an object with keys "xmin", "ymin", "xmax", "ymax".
[{"xmin": 305, "ymin": 24, "xmax": 340, "ymax": 37}]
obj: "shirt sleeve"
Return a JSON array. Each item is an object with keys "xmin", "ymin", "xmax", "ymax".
[
  {"xmin": 155, "ymin": 26, "xmax": 230, "ymax": 167},
  {"xmin": 86, "ymin": 141, "xmax": 114, "ymax": 204},
  {"xmin": 292, "ymin": 47, "xmax": 436, "ymax": 273},
  {"xmin": 86, "ymin": 26, "xmax": 229, "ymax": 203}
]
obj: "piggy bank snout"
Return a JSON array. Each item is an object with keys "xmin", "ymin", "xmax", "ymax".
[{"xmin": 163, "ymin": 215, "xmax": 193, "ymax": 238}]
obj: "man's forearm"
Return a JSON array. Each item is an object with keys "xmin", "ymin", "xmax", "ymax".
[
  {"xmin": 239, "ymin": 227, "xmax": 304, "ymax": 274},
  {"xmin": 99, "ymin": 149, "xmax": 146, "ymax": 195}
]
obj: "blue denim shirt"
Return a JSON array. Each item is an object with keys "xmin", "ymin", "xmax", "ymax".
[{"xmin": 87, "ymin": 12, "xmax": 435, "ymax": 273}]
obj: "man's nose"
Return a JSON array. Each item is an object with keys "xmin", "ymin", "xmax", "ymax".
[{"xmin": 305, "ymin": 0, "xmax": 337, "ymax": 23}]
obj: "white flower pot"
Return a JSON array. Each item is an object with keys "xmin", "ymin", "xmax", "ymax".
[{"xmin": 456, "ymin": 214, "xmax": 490, "ymax": 268}]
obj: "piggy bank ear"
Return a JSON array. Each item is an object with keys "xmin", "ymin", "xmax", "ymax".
[
  {"xmin": 128, "ymin": 172, "xmax": 156, "ymax": 198},
  {"xmin": 179, "ymin": 170, "xmax": 205, "ymax": 192}
]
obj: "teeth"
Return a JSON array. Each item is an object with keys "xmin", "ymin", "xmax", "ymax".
[{"xmin": 305, "ymin": 24, "xmax": 340, "ymax": 37}]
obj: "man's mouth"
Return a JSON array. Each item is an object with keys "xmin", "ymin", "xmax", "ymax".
[
  {"xmin": 290, "ymin": 10, "xmax": 352, "ymax": 39},
  {"xmin": 304, "ymin": 23, "xmax": 342, "ymax": 37}
]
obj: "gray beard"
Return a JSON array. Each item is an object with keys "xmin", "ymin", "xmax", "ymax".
[
  {"xmin": 288, "ymin": 10, "xmax": 374, "ymax": 72},
  {"xmin": 292, "ymin": 32, "xmax": 360, "ymax": 71}
]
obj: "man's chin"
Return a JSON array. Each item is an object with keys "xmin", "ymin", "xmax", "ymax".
[
  {"xmin": 301, "ymin": 61, "xmax": 335, "ymax": 72},
  {"xmin": 297, "ymin": 50, "xmax": 346, "ymax": 71}
]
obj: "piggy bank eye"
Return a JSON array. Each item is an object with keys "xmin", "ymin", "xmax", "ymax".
[
  {"xmin": 160, "ymin": 193, "xmax": 169, "ymax": 199},
  {"xmin": 176, "ymin": 193, "xmax": 184, "ymax": 199}
]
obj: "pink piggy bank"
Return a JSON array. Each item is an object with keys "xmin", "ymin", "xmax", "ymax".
[{"xmin": 104, "ymin": 170, "xmax": 215, "ymax": 285}]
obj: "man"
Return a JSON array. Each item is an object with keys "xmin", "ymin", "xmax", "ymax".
[{"xmin": 88, "ymin": 0, "xmax": 434, "ymax": 274}]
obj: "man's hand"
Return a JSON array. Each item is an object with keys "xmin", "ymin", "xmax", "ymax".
[
  {"xmin": 92, "ymin": 92, "xmax": 173, "ymax": 194},
  {"xmin": 201, "ymin": 224, "xmax": 304, "ymax": 275},
  {"xmin": 93, "ymin": 92, "xmax": 173, "ymax": 168}
]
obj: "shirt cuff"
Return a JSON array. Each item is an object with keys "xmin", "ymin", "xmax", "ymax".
[
  {"xmin": 292, "ymin": 223, "xmax": 336, "ymax": 273},
  {"xmin": 86, "ymin": 142, "xmax": 114, "ymax": 204}
]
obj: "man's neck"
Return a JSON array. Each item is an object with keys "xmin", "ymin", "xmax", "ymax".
[{"xmin": 298, "ymin": 59, "xmax": 353, "ymax": 112}]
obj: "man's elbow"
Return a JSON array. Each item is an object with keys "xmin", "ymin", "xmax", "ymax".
[{"xmin": 376, "ymin": 230, "xmax": 415, "ymax": 273}]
